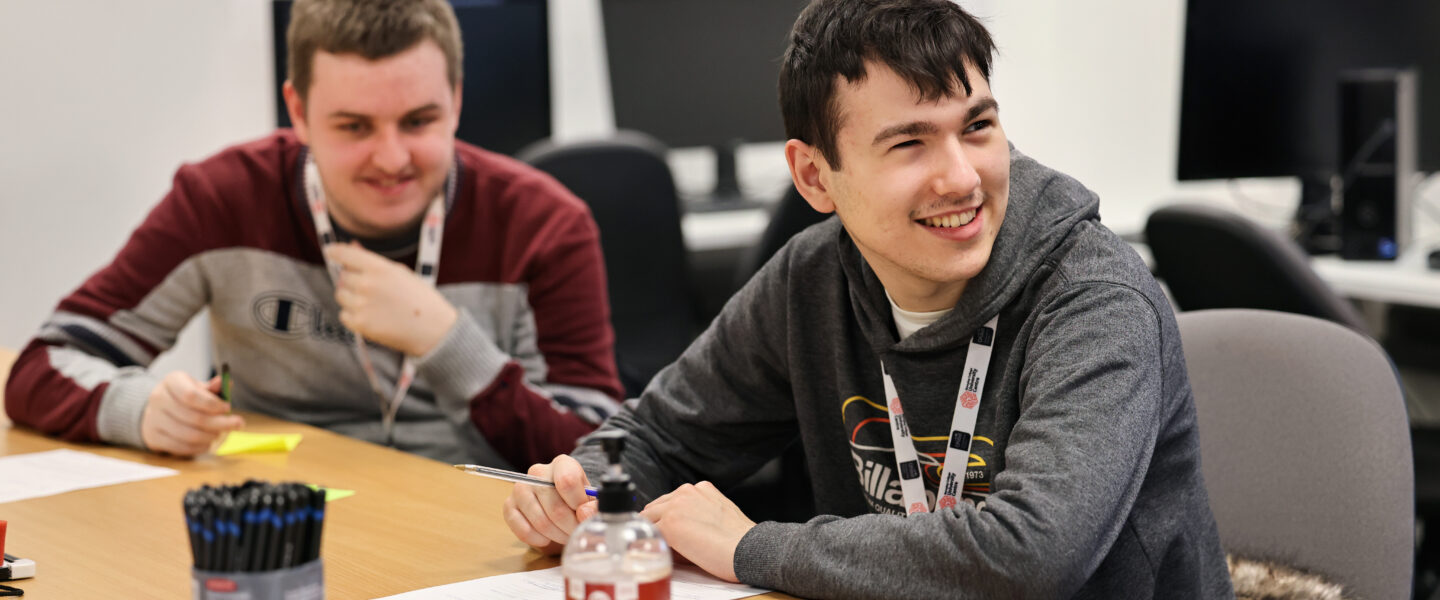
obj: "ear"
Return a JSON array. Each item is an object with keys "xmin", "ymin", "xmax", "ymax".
[
  {"xmin": 282, "ymin": 80, "xmax": 311, "ymax": 145},
  {"xmin": 785, "ymin": 139, "xmax": 837, "ymax": 214},
  {"xmin": 451, "ymin": 84, "xmax": 464, "ymax": 134}
]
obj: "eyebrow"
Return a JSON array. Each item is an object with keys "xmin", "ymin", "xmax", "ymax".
[
  {"xmin": 327, "ymin": 103, "xmax": 442, "ymax": 121},
  {"xmin": 869, "ymin": 96, "xmax": 1001, "ymax": 147}
]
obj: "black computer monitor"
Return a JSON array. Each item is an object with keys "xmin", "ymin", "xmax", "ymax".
[
  {"xmin": 601, "ymin": 0, "xmax": 808, "ymax": 203},
  {"xmin": 1177, "ymin": 0, "xmax": 1438, "ymax": 182},
  {"xmin": 272, "ymin": 0, "xmax": 550, "ymax": 156}
]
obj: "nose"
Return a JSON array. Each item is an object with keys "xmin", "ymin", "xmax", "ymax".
[
  {"xmin": 370, "ymin": 125, "xmax": 410, "ymax": 173},
  {"xmin": 931, "ymin": 138, "xmax": 981, "ymax": 199}
]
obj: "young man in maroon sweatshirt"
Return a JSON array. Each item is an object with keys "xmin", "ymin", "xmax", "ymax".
[{"xmin": 5, "ymin": 0, "xmax": 623, "ymax": 468}]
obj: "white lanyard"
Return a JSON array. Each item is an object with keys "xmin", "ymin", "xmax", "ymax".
[
  {"xmin": 881, "ymin": 315, "xmax": 999, "ymax": 516},
  {"xmin": 303, "ymin": 154, "xmax": 451, "ymax": 443}
]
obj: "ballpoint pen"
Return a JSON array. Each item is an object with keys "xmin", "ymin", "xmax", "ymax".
[{"xmin": 453, "ymin": 464, "xmax": 599, "ymax": 497}]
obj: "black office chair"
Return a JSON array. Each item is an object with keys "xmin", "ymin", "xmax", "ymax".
[
  {"xmin": 1144, "ymin": 203, "xmax": 1370, "ymax": 333},
  {"xmin": 519, "ymin": 132, "xmax": 702, "ymax": 398},
  {"xmin": 733, "ymin": 185, "xmax": 833, "ymax": 289}
]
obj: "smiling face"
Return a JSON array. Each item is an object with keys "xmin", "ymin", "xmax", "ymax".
[
  {"xmin": 786, "ymin": 61, "xmax": 1010, "ymax": 312},
  {"xmin": 283, "ymin": 39, "xmax": 461, "ymax": 238}
]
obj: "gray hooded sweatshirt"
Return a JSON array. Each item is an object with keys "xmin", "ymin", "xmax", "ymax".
[{"xmin": 575, "ymin": 147, "xmax": 1234, "ymax": 599}]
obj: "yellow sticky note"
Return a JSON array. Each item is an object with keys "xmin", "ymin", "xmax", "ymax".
[
  {"xmin": 215, "ymin": 432, "xmax": 304, "ymax": 455},
  {"xmin": 306, "ymin": 484, "xmax": 356, "ymax": 502}
]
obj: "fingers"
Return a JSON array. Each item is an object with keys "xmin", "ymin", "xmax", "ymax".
[
  {"xmin": 142, "ymin": 372, "xmax": 245, "ymax": 457},
  {"xmin": 537, "ymin": 486, "xmax": 582, "ymax": 536},
  {"xmin": 163, "ymin": 372, "xmax": 229, "ymax": 415},
  {"xmin": 142, "ymin": 402, "xmax": 215, "ymax": 457},
  {"xmin": 575, "ymin": 501, "xmax": 599, "ymax": 523},
  {"xmin": 503, "ymin": 493, "xmax": 558, "ymax": 550},
  {"xmin": 694, "ymin": 480, "xmax": 725, "ymax": 500},
  {"xmin": 502, "ymin": 457, "xmax": 599, "ymax": 552},
  {"xmin": 150, "ymin": 425, "xmax": 212, "ymax": 457},
  {"xmin": 509, "ymin": 477, "xmax": 572, "ymax": 547},
  {"xmin": 323, "ymin": 242, "xmax": 381, "ymax": 271},
  {"xmin": 157, "ymin": 399, "xmax": 240, "ymax": 436},
  {"xmin": 549, "ymin": 455, "xmax": 594, "ymax": 510}
]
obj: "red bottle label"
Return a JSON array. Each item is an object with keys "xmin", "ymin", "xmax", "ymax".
[{"xmin": 563, "ymin": 576, "xmax": 671, "ymax": 600}]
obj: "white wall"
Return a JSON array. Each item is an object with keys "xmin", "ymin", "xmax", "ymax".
[
  {"xmin": 0, "ymin": 0, "xmax": 1293, "ymax": 370},
  {"xmin": 0, "ymin": 1, "xmax": 277, "ymax": 376}
]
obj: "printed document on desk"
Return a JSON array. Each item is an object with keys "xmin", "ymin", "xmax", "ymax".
[
  {"xmin": 378, "ymin": 564, "xmax": 768, "ymax": 600},
  {"xmin": 0, "ymin": 449, "xmax": 178, "ymax": 504}
]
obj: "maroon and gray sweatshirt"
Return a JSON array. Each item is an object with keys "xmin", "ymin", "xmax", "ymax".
[{"xmin": 5, "ymin": 130, "xmax": 624, "ymax": 468}]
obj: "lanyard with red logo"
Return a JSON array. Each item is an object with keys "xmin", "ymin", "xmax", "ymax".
[
  {"xmin": 881, "ymin": 315, "xmax": 999, "ymax": 516},
  {"xmin": 303, "ymin": 153, "xmax": 452, "ymax": 443}
]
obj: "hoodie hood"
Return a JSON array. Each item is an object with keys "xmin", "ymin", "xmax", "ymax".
[{"xmin": 839, "ymin": 144, "xmax": 1102, "ymax": 354}]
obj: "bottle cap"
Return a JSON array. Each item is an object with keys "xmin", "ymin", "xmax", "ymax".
[{"xmin": 591, "ymin": 432, "xmax": 634, "ymax": 513}]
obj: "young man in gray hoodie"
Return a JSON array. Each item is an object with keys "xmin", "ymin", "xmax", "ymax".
[{"xmin": 504, "ymin": 0, "xmax": 1234, "ymax": 597}]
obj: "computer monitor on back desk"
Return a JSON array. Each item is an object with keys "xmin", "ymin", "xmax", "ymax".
[
  {"xmin": 601, "ymin": 0, "xmax": 808, "ymax": 211},
  {"xmin": 1177, "ymin": 0, "xmax": 1439, "ymax": 259}
]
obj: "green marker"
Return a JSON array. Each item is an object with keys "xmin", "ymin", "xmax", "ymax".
[{"xmin": 220, "ymin": 363, "xmax": 232, "ymax": 405}]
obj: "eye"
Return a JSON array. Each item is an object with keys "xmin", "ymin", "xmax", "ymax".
[
  {"xmin": 337, "ymin": 121, "xmax": 368, "ymax": 134},
  {"xmin": 965, "ymin": 119, "xmax": 992, "ymax": 134},
  {"xmin": 890, "ymin": 139, "xmax": 920, "ymax": 151},
  {"xmin": 404, "ymin": 116, "xmax": 437, "ymax": 130}
]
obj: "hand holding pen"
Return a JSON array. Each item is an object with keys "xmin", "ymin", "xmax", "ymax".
[
  {"xmin": 495, "ymin": 455, "xmax": 598, "ymax": 555},
  {"xmin": 140, "ymin": 371, "xmax": 245, "ymax": 457}
]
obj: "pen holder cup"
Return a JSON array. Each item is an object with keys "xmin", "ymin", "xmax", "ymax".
[{"xmin": 192, "ymin": 559, "xmax": 323, "ymax": 600}]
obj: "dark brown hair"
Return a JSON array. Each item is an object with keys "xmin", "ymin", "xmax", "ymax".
[
  {"xmin": 286, "ymin": 0, "xmax": 463, "ymax": 102},
  {"xmin": 779, "ymin": 0, "xmax": 996, "ymax": 168}
]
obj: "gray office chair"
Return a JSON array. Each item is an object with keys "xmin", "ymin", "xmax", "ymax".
[
  {"xmin": 1179, "ymin": 309, "xmax": 1413, "ymax": 599},
  {"xmin": 1146, "ymin": 203, "xmax": 1370, "ymax": 333},
  {"xmin": 519, "ymin": 132, "xmax": 702, "ymax": 398}
]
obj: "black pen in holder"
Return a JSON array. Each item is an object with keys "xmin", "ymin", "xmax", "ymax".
[{"xmin": 184, "ymin": 481, "xmax": 326, "ymax": 600}]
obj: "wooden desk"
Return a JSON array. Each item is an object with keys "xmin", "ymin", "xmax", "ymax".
[
  {"xmin": 0, "ymin": 344, "xmax": 790, "ymax": 599},
  {"xmin": 0, "ymin": 413, "xmax": 544, "ymax": 598},
  {"xmin": 0, "ymin": 414, "xmax": 791, "ymax": 598}
]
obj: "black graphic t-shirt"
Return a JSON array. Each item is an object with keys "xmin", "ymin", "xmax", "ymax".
[{"xmin": 843, "ymin": 393, "xmax": 997, "ymax": 515}]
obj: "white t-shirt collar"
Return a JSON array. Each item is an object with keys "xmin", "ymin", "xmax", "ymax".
[{"xmin": 885, "ymin": 289, "xmax": 953, "ymax": 341}]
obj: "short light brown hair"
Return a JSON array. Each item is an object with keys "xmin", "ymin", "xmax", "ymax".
[{"xmin": 286, "ymin": 0, "xmax": 464, "ymax": 101}]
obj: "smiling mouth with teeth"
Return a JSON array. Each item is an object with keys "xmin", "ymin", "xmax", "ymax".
[{"xmin": 919, "ymin": 209, "xmax": 978, "ymax": 228}]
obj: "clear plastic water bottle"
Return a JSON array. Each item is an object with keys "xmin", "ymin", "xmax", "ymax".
[{"xmin": 562, "ymin": 431, "xmax": 671, "ymax": 600}]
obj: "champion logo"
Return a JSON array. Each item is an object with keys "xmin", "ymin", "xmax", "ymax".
[
  {"xmin": 961, "ymin": 390, "xmax": 979, "ymax": 409},
  {"xmin": 252, "ymin": 293, "xmax": 313, "ymax": 339},
  {"xmin": 908, "ymin": 502, "xmax": 927, "ymax": 514},
  {"xmin": 938, "ymin": 496, "xmax": 958, "ymax": 510},
  {"xmin": 889, "ymin": 398, "xmax": 903, "ymax": 415}
]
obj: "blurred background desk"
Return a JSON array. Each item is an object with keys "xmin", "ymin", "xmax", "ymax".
[{"xmin": 1311, "ymin": 251, "xmax": 1440, "ymax": 310}]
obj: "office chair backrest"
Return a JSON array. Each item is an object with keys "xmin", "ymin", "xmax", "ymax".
[
  {"xmin": 519, "ymin": 132, "xmax": 700, "ymax": 397},
  {"xmin": 1178, "ymin": 309, "xmax": 1412, "ymax": 599},
  {"xmin": 734, "ymin": 185, "xmax": 832, "ymax": 288},
  {"xmin": 1146, "ymin": 203, "xmax": 1370, "ymax": 333}
]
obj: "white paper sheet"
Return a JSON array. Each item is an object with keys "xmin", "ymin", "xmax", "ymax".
[
  {"xmin": 0, "ymin": 448, "xmax": 179, "ymax": 504},
  {"xmin": 378, "ymin": 564, "xmax": 769, "ymax": 600}
]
